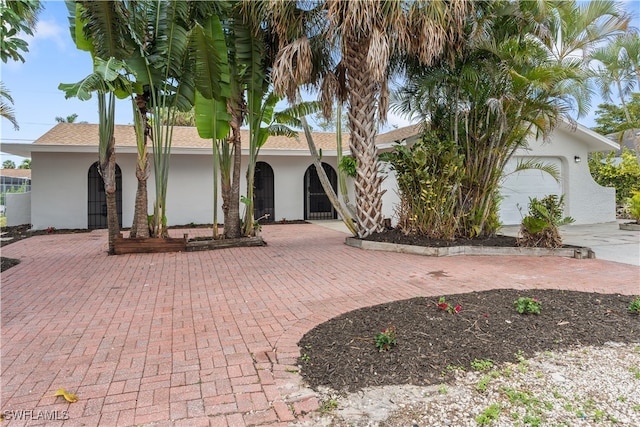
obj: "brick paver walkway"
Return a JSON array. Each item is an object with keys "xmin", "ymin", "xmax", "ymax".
[{"xmin": 1, "ymin": 224, "xmax": 639, "ymax": 426}]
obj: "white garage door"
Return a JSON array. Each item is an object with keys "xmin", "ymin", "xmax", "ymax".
[{"xmin": 498, "ymin": 157, "xmax": 564, "ymax": 225}]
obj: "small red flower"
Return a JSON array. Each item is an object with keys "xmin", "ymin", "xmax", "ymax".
[
  {"xmin": 454, "ymin": 305, "xmax": 461, "ymax": 313},
  {"xmin": 437, "ymin": 303, "xmax": 449, "ymax": 310}
]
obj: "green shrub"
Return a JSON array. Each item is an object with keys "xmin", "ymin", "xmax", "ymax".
[
  {"xmin": 380, "ymin": 136, "xmax": 464, "ymax": 239},
  {"xmin": 338, "ymin": 156, "xmax": 357, "ymax": 178},
  {"xmin": 627, "ymin": 191, "xmax": 640, "ymax": 222},
  {"xmin": 518, "ymin": 195, "xmax": 574, "ymax": 248},
  {"xmin": 589, "ymin": 149, "xmax": 640, "ymax": 204}
]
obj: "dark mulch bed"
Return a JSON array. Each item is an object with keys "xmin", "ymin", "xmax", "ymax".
[
  {"xmin": 1, "ymin": 257, "xmax": 20, "ymax": 272},
  {"xmin": 363, "ymin": 228, "xmax": 521, "ymax": 247},
  {"xmin": 298, "ymin": 289, "xmax": 640, "ymax": 393}
]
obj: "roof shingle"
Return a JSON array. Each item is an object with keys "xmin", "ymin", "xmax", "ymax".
[{"xmin": 32, "ymin": 123, "xmax": 422, "ymax": 151}]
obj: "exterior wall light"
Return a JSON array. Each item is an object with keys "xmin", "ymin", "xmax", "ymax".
[{"xmin": 574, "ymin": 156, "xmax": 581, "ymax": 163}]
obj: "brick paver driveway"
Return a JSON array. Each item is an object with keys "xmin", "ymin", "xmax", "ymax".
[{"xmin": 1, "ymin": 223, "xmax": 638, "ymax": 426}]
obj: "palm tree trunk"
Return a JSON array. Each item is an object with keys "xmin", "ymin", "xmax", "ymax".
[
  {"xmin": 223, "ymin": 103, "xmax": 242, "ymax": 239},
  {"xmin": 130, "ymin": 157, "xmax": 150, "ymax": 238},
  {"xmin": 101, "ymin": 144, "xmax": 119, "ymax": 254},
  {"xmin": 344, "ymin": 40, "xmax": 385, "ymax": 238},
  {"xmin": 130, "ymin": 95, "xmax": 150, "ymax": 238}
]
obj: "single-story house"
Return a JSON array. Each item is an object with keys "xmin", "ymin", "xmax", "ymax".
[{"xmin": 0, "ymin": 120, "xmax": 617, "ymax": 230}]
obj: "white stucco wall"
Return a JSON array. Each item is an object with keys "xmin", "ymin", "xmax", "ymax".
[
  {"xmin": 505, "ymin": 129, "xmax": 616, "ymax": 224},
  {"xmin": 30, "ymin": 150, "xmax": 342, "ymax": 230},
  {"xmin": 31, "ymin": 152, "xmax": 138, "ymax": 230},
  {"xmin": 376, "ymin": 126, "xmax": 616, "ymax": 227},
  {"xmin": 27, "ymin": 122, "xmax": 615, "ymax": 230},
  {"xmin": 6, "ymin": 192, "xmax": 31, "ymax": 226}
]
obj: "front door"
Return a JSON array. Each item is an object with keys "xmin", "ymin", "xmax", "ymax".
[
  {"xmin": 254, "ymin": 161, "xmax": 274, "ymax": 222},
  {"xmin": 304, "ymin": 163, "xmax": 337, "ymax": 220},
  {"xmin": 88, "ymin": 162, "xmax": 122, "ymax": 229}
]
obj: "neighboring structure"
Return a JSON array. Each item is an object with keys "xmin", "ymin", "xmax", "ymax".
[
  {"xmin": 0, "ymin": 168, "xmax": 31, "ymax": 194},
  {"xmin": 0, "ymin": 121, "xmax": 617, "ymax": 230},
  {"xmin": 0, "ymin": 168, "xmax": 31, "ymax": 219}
]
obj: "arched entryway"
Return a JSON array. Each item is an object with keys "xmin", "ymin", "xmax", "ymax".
[
  {"xmin": 88, "ymin": 162, "xmax": 122, "ymax": 229},
  {"xmin": 304, "ymin": 163, "xmax": 337, "ymax": 220},
  {"xmin": 254, "ymin": 161, "xmax": 274, "ymax": 222}
]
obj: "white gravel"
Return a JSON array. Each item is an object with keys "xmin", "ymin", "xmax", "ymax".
[{"xmin": 292, "ymin": 342, "xmax": 640, "ymax": 426}]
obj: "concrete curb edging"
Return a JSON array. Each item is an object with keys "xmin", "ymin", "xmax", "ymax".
[
  {"xmin": 345, "ymin": 237, "xmax": 596, "ymax": 259},
  {"xmin": 619, "ymin": 222, "xmax": 640, "ymax": 231}
]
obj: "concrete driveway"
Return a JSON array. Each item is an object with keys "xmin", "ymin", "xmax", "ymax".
[
  {"xmin": 313, "ymin": 219, "xmax": 640, "ymax": 266},
  {"xmin": 1, "ymin": 223, "xmax": 638, "ymax": 426},
  {"xmin": 500, "ymin": 220, "xmax": 640, "ymax": 266}
]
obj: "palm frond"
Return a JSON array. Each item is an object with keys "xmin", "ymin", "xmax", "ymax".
[{"xmin": 509, "ymin": 159, "xmax": 561, "ymax": 182}]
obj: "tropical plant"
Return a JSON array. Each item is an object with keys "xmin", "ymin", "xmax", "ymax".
[
  {"xmin": 299, "ymin": 113, "xmax": 359, "ymax": 235},
  {"xmin": 391, "ymin": 0, "xmax": 622, "ymax": 239},
  {"xmin": 545, "ymin": 0, "xmax": 629, "ymax": 64},
  {"xmin": 0, "ymin": 82, "xmax": 19, "ymax": 130},
  {"xmin": 374, "ymin": 325, "xmax": 397, "ymax": 352},
  {"xmin": 591, "ymin": 93, "xmax": 640, "ymax": 136},
  {"xmin": 627, "ymin": 191, "xmax": 640, "ymax": 223},
  {"xmin": 518, "ymin": 195, "xmax": 574, "ymax": 248},
  {"xmin": 589, "ymin": 149, "xmax": 640, "ymax": 204},
  {"xmin": 0, "ymin": 0, "xmax": 43, "ymax": 63},
  {"xmin": 61, "ymin": 1, "xmax": 135, "ymax": 253},
  {"xmin": 267, "ymin": 0, "xmax": 471, "ymax": 237},
  {"xmin": 66, "ymin": 1, "xmax": 229, "ymax": 240},
  {"xmin": 2, "ymin": 160, "xmax": 16, "ymax": 169},
  {"xmin": 18, "ymin": 159, "xmax": 30, "ymax": 169},
  {"xmin": 590, "ymin": 38, "xmax": 637, "ymax": 127},
  {"xmin": 126, "ymin": 1, "xmax": 228, "ymax": 238},
  {"xmin": 243, "ymin": 93, "xmax": 319, "ymax": 236},
  {"xmin": 380, "ymin": 135, "xmax": 462, "ymax": 239},
  {"xmin": 55, "ymin": 113, "xmax": 79, "ymax": 123},
  {"xmin": 193, "ymin": 14, "xmax": 231, "ymax": 240}
]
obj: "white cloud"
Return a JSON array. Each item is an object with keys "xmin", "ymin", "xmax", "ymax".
[{"xmin": 31, "ymin": 19, "xmax": 68, "ymax": 50}]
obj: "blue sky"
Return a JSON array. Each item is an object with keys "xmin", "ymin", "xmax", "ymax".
[{"xmin": 1, "ymin": 0, "xmax": 639, "ymax": 164}]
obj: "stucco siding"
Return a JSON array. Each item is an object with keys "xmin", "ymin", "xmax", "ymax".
[{"xmin": 26, "ymin": 122, "xmax": 615, "ymax": 230}]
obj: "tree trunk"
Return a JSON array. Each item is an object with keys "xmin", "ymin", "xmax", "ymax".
[
  {"xmin": 130, "ymin": 94, "xmax": 150, "ymax": 238},
  {"xmin": 344, "ymin": 40, "xmax": 385, "ymax": 238},
  {"xmin": 301, "ymin": 115, "xmax": 358, "ymax": 236},
  {"xmin": 130, "ymin": 156, "xmax": 150, "ymax": 238},
  {"xmin": 224, "ymin": 103, "xmax": 242, "ymax": 239},
  {"xmin": 101, "ymin": 142, "xmax": 119, "ymax": 254}
]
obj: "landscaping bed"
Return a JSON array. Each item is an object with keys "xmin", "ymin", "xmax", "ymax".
[{"xmin": 297, "ymin": 289, "xmax": 640, "ymax": 393}]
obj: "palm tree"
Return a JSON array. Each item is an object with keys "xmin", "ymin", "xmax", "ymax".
[
  {"xmin": 268, "ymin": 0, "xmax": 471, "ymax": 237},
  {"xmin": 61, "ymin": 0, "xmax": 136, "ymax": 253},
  {"xmin": 55, "ymin": 113, "xmax": 79, "ymax": 123},
  {"xmin": 590, "ymin": 41, "xmax": 636, "ymax": 123},
  {"xmin": 617, "ymin": 30, "xmax": 640, "ymax": 87},
  {"xmin": 2, "ymin": 160, "xmax": 16, "ymax": 169},
  {"xmin": 64, "ymin": 1, "xmax": 229, "ymax": 240},
  {"xmin": 0, "ymin": 82, "xmax": 19, "ymax": 130},
  {"xmin": 546, "ymin": 0, "xmax": 629, "ymax": 64},
  {"xmin": 391, "ymin": 0, "xmax": 592, "ymax": 238}
]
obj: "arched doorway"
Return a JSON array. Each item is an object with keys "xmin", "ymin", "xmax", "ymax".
[
  {"xmin": 88, "ymin": 162, "xmax": 122, "ymax": 229},
  {"xmin": 254, "ymin": 161, "xmax": 274, "ymax": 222},
  {"xmin": 304, "ymin": 163, "xmax": 337, "ymax": 220}
]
